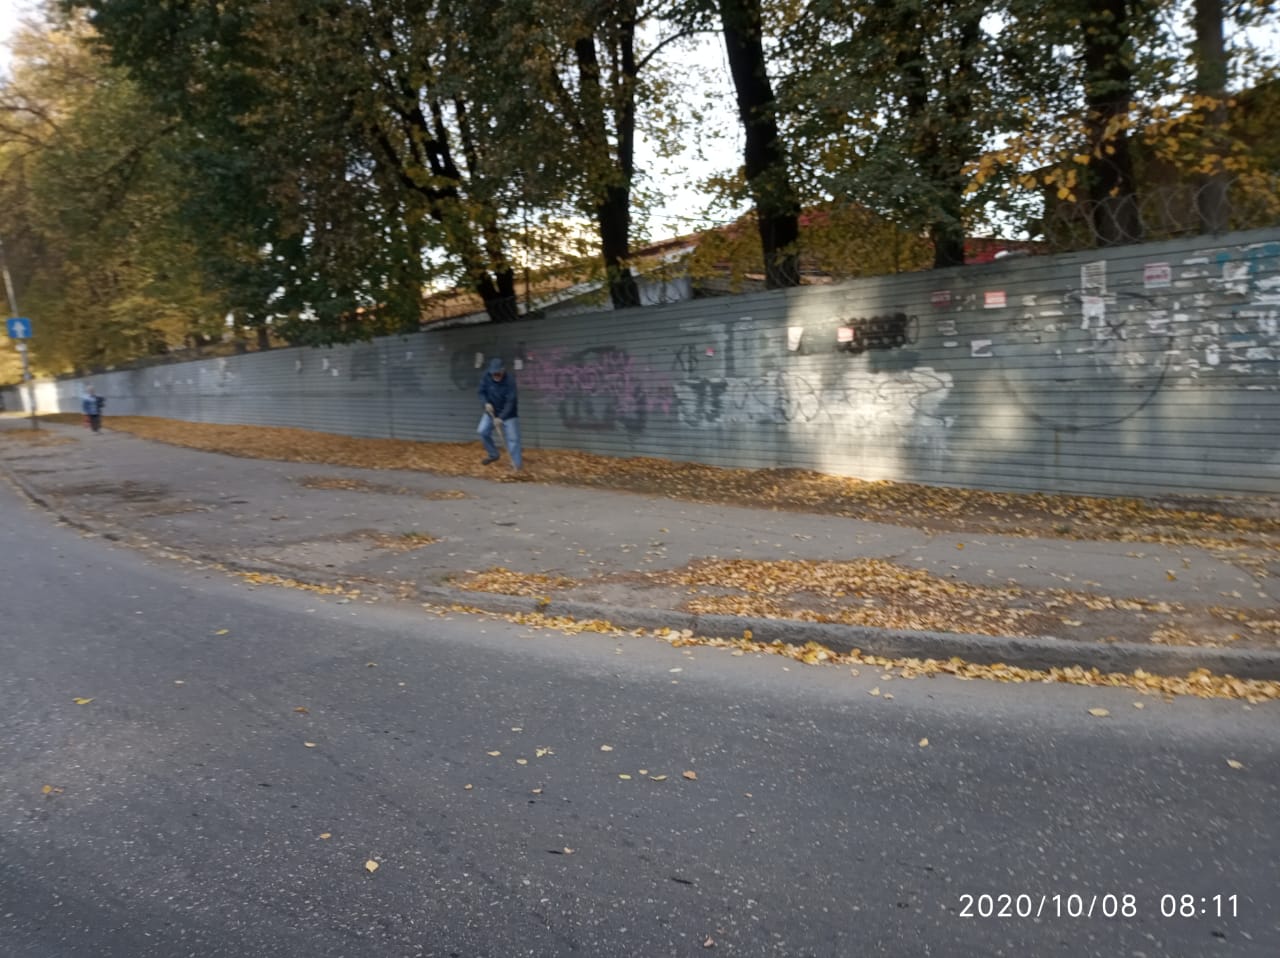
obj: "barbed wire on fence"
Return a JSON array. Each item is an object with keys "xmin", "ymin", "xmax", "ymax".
[{"xmin": 1040, "ymin": 175, "xmax": 1280, "ymax": 252}]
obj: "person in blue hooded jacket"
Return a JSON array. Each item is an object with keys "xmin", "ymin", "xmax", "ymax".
[
  {"xmin": 81, "ymin": 385, "xmax": 106, "ymax": 432},
  {"xmin": 477, "ymin": 357, "xmax": 522, "ymax": 470}
]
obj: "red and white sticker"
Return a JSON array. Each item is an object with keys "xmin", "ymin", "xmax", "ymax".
[{"xmin": 1143, "ymin": 262, "xmax": 1171, "ymax": 288}]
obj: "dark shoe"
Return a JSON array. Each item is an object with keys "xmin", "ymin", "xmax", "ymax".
[{"xmin": 482, "ymin": 454, "xmax": 500, "ymax": 465}]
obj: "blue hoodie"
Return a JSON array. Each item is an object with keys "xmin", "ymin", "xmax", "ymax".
[{"xmin": 478, "ymin": 357, "xmax": 518, "ymax": 419}]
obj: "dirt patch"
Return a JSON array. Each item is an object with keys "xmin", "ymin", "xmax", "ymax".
[
  {"xmin": 295, "ymin": 475, "xmax": 468, "ymax": 500},
  {"xmin": 365, "ymin": 530, "xmax": 440, "ymax": 552},
  {"xmin": 53, "ymin": 480, "xmax": 172, "ymax": 503}
]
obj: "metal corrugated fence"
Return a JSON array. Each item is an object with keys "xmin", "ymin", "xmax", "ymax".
[{"xmin": 6, "ymin": 228, "xmax": 1279, "ymax": 497}]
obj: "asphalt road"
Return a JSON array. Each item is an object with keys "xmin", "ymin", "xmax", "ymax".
[{"xmin": 1, "ymin": 481, "xmax": 1277, "ymax": 958}]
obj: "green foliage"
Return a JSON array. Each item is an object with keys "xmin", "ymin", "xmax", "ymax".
[
  {"xmin": 773, "ymin": 0, "xmax": 1027, "ymax": 264},
  {"xmin": 0, "ymin": 13, "xmax": 226, "ymax": 376}
]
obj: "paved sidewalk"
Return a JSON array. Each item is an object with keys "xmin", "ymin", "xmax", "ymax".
[{"xmin": 2, "ymin": 418, "xmax": 1278, "ymax": 678}]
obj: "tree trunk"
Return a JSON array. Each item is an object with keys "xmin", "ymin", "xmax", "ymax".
[
  {"xmin": 1193, "ymin": 0, "xmax": 1229, "ymax": 233},
  {"xmin": 476, "ymin": 269, "xmax": 520, "ymax": 323},
  {"xmin": 719, "ymin": 0, "xmax": 800, "ymax": 288},
  {"xmin": 574, "ymin": 20, "xmax": 641, "ymax": 310},
  {"xmin": 1079, "ymin": 0, "xmax": 1142, "ymax": 245},
  {"xmin": 598, "ymin": 183, "xmax": 640, "ymax": 308},
  {"xmin": 933, "ymin": 2, "xmax": 982, "ymax": 268}
]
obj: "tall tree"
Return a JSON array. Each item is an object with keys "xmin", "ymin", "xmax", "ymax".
[
  {"xmin": 0, "ymin": 12, "xmax": 224, "ymax": 375},
  {"xmin": 718, "ymin": 0, "xmax": 801, "ymax": 286},
  {"xmin": 1075, "ymin": 0, "xmax": 1144, "ymax": 244},
  {"xmin": 776, "ymin": 0, "xmax": 1005, "ymax": 268},
  {"xmin": 461, "ymin": 0, "xmax": 708, "ymax": 310},
  {"xmin": 77, "ymin": 0, "xmax": 521, "ymax": 328},
  {"xmin": 1192, "ymin": 0, "xmax": 1230, "ymax": 231}
]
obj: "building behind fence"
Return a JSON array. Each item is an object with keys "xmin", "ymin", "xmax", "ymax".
[{"xmin": 6, "ymin": 227, "xmax": 1279, "ymax": 498}]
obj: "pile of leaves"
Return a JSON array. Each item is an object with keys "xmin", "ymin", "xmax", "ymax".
[
  {"xmin": 492, "ymin": 610, "xmax": 1280, "ymax": 703},
  {"xmin": 455, "ymin": 566, "xmax": 579, "ymax": 597},
  {"xmin": 438, "ymin": 558, "xmax": 1275, "ymax": 647},
  {"xmin": 66, "ymin": 416, "xmax": 1280, "ymax": 549},
  {"xmin": 0, "ymin": 426, "xmax": 73, "ymax": 447},
  {"xmin": 657, "ymin": 557, "xmax": 1277, "ymax": 645},
  {"xmin": 663, "ymin": 556, "xmax": 1048, "ymax": 636},
  {"xmin": 366, "ymin": 531, "xmax": 440, "ymax": 552}
]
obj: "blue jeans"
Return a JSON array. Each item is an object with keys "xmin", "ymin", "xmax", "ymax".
[{"xmin": 477, "ymin": 413, "xmax": 522, "ymax": 469}]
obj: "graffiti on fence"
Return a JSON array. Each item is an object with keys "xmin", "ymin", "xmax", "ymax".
[
  {"xmin": 670, "ymin": 343, "xmax": 701, "ymax": 375},
  {"xmin": 519, "ymin": 346, "xmax": 674, "ymax": 433},
  {"xmin": 673, "ymin": 371, "xmax": 826, "ymax": 427},
  {"xmin": 671, "ymin": 367, "xmax": 955, "ymax": 449}
]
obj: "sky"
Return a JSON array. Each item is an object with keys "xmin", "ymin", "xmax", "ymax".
[{"xmin": 0, "ymin": 0, "xmax": 38, "ymax": 78}]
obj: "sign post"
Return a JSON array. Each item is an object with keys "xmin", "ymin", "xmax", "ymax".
[{"xmin": 0, "ymin": 237, "xmax": 37, "ymax": 431}]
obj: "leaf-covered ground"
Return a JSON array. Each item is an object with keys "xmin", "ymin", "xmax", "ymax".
[
  {"xmin": 49, "ymin": 415, "xmax": 1280, "ymax": 550},
  {"xmin": 451, "ymin": 558, "xmax": 1279, "ymax": 649}
]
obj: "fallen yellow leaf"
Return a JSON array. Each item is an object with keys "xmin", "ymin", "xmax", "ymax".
[
  {"xmin": 683, "ymin": 770, "xmax": 698, "ymax": 781},
  {"xmin": 600, "ymin": 744, "xmax": 613, "ymax": 752},
  {"xmin": 563, "ymin": 847, "xmax": 575, "ymax": 855},
  {"xmin": 487, "ymin": 750, "xmax": 501, "ymax": 757},
  {"xmin": 516, "ymin": 758, "xmax": 529, "ymax": 765},
  {"xmin": 464, "ymin": 784, "xmax": 473, "ymax": 790},
  {"xmin": 72, "ymin": 697, "xmax": 93, "ymax": 705},
  {"xmin": 1226, "ymin": 759, "xmax": 1244, "ymax": 769},
  {"xmin": 365, "ymin": 860, "xmax": 379, "ymax": 873},
  {"xmin": 215, "ymin": 629, "xmax": 230, "ymax": 636},
  {"xmin": 650, "ymin": 775, "xmax": 668, "ymax": 781},
  {"xmin": 41, "ymin": 785, "xmax": 53, "ymax": 795},
  {"xmin": 294, "ymin": 706, "xmax": 309, "ymax": 714},
  {"xmin": 918, "ymin": 737, "xmax": 929, "ymax": 748},
  {"xmin": 304, "ymin": 741, "xmax": 317, "ymax": 748},
  {"xmin": 1088, "ymin": 708, "xmax": 1110, "ymax": 717},
  {"xmin": 319, "ymin": 833, "xmax": 331, "ymax": 840},
  {"xmin": 1133, "ymin": 702, "xmax": 1145, "ymax": 709},
  {"xmin": 619, "ymin": 774, "xmax": 632, "ymax": 780}
]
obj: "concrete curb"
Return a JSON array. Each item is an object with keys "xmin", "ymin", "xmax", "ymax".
[{"xmin": 5, "ymin": 453, "xmax": 1280, "ymax": 681}]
